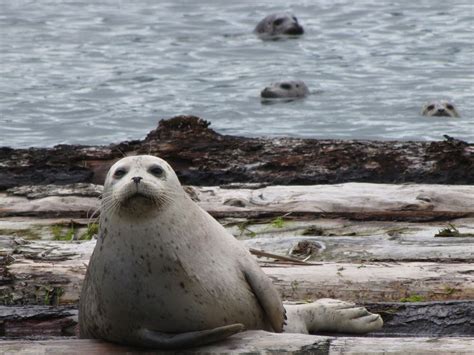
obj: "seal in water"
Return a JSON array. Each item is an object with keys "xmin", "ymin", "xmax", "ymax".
[
  {"xmin": 254, "ymin": 13, "xmax": 304, "ymax": 39},
  {"xmin": 422, "ymin": 100, "xmax": 460, "ymax": 117},
  {"xmin": 261, "ymin": 80, "xmax": 309, "ymax": 99},
  {"xmin": 79, "ymin": 155, "xmax": 382, "ymax": 349}
]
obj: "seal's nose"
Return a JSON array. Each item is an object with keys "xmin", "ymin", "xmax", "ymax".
[
  {"xmin": 261, "ymin": 88, "xmax": 276, "ymax": 98},
  {"xmin": 132, "ymin": 176, "xmax": 143, "ymax": 184},
  {"xmin": 286, "ymin": 24, "xmax": 304, "ymax": 35}
]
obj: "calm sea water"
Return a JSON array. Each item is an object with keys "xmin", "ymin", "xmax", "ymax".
[{"xmin": 1, "ymin": 0, "xmax": 473, "ymax": 147}]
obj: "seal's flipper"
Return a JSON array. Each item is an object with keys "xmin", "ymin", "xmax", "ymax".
[
  {"xmin": 306, "ymin": 299, "xmax": 383, "ymax": 334},
  {"xmin": 244, "ymin": 268, "xmax": 286, "ymax": 332},
  {"xmin": 133, "ymin": 323, "xmax": 245, "ymax": 349},
  {"xmin": 283, "ymin": 299, "xmax": 383, "ymax": 334}
]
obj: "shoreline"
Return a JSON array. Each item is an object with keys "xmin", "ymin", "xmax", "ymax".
[{"xmin": 1, "ymin": 115, "xmax": 473, "ymax": 190}]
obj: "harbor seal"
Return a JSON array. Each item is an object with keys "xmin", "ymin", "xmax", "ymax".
[
  {"xmin": 254, "ymin": 13, "xmax": 304, "ymax": 39},
  {"xmin": 79, "ymin": 155, "xmax": 382, "ymax": 349},
  {"xmin": 422, "ymin": 100, "xmax": 460, "ymax": 117},
  {"xmin": 261, "ymin": 80, "xmax": 309, "ymax": 99}
]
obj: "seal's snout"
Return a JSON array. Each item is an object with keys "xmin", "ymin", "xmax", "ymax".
[
  {"xmin": 285, "ymin": 25, "xmax": 304, "ymax": 35},
  {"xmin": 261, "ymin": 88, "xmax": 277, "ymax": 98},
  {"xmin": 132, "ymin": 176, "xmax": 143, "ymax": 184}
]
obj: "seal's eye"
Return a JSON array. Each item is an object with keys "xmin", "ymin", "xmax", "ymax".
[
  {"xmin": 274, "ymin": 18, "xmax": 284, "ymax": 26},
  {"xmin": 426, "ymin": 105, "xmax": 435, "ymax": 111},
  {"xmin": 149, "ymin": 165, "xmax": 164, "ymax": 177},
  {"xmin": 280, "ymin": 83, "xmax": 292, "ymax": 90},
  {"xmin": 445, "ymin": 104, "xmax": 454, "ymax": 110},
  {"xmin": 114, "ymin": 168, "xmax": 127, "ymax": 179}
]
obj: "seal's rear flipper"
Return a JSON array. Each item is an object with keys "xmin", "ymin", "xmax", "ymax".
[
  {"xmin": 283, "ymin": 299, "xmax": 383, "ymax": 334},
  {"xmin": 133, "ymin": 323, "xmax": 245, "ymax": 349}
]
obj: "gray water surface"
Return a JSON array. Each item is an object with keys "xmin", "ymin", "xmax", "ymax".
[{"xmin": 1, "ymin": 0, "xmax": 473, "ymax": 147}]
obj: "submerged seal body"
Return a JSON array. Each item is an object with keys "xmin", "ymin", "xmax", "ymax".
[
  {"xmin": 422, "ymin": 100, "xmax": 460, "ymax": 117},
  {"xmin": 79, "ymin": 155, "xmax": 382, "ymax": 349},
  {"xmin": 254, "ymin": 13, "xmax": 304, "ymax": 39},
  {"xmin": 261, "ymin": 80, "xmax": 309, "ymax": 99}
]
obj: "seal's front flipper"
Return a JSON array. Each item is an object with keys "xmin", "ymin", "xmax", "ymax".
[
  {"xmin": 244, "ymin": 268, "xmax": 286, "ymax": 332},
  {"xmin": 133, "ymin": 323, "xmax": 244, "ymax": 349}
]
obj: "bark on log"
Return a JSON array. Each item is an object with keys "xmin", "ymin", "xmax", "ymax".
[{"xmin": 1, "ymin": 115, "xmax": 473, "ymax": 190}]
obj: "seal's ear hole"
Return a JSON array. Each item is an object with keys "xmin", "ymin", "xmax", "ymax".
[
  {"xmin": 280, "ymin": 83, "xmax": 292, "ymax": 90},
  {"xmin": 274, "ymin": 18, "xmax": 284, "ymax": 26},
  {"xmin": 426, "ymin": 104, "xmax": 435, "ymax": 111},
  {"xmin": 149, "ymin": 165, "xmax": 165, "ymax": 177},
  {"xmin": 113, "ymin": 168, "xmax": 127, "ymax": 179}
]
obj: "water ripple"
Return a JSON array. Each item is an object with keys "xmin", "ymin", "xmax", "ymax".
[{"xmin": 0, "ymin": 0, "xmax": 472, "ymax": 147}]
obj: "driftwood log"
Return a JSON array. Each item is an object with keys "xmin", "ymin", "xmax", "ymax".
[
  {"xmin": 1, "ymin": 115, "xmax": 473, "ymax": 190},
  {"xmin": 2, "ymin": 232, "xmax": 474, "ymax": 304},
  {"xmin": 2, "ymin": 182, "xmax": 474, "ymax": 220},
  {"xmin": 2, "ymin": 333, "xmax": 474, "ymax": 355},
  {"xmin": 1, "ymin": 183, "xmax": 473, "ymax": 343}
]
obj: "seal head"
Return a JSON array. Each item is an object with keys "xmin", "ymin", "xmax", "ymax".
[
  {"xmin": 261, "ymin": 80, "xmax": 309, "ymax": 99},
  {"xmin": 422, "ymin": 100, "xmax": 460, "ymax": 117},
  {"xmin": 254, "ymin": 13, "xmax": 304, "ymax": 39},
  {"xmin": 101, "ymin": 155, "xmax": 182, "ymax": 218}
]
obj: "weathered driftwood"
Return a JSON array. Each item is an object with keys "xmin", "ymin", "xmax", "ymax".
[
  {"xmin": 1, "ymin": 333, "xmax": 473, "ymax": 354},
  {"xmin": 2, "ymin": 216, "xmax": 474, "ymax": 263},
  {"xmin": 363, "ymin": 301, "xmax": 474, "ymax": 337},
  {"xmin": 196, "ymin": 183, "xmax": 474, "ymax": 221},
  {"xmin": 1, "ymin": 115, "xmax": 473, "ymax": 190},
  {"xmin": 1, "ymin": 182, "xmax": 473, "ymax": 304},
  {"xmin": 2, "ymin": 237, "xmax": 473, "ymax": 305},
  {"xmin": 0, "ymin": 305, "xmax": 77, "ymax": 337},
  {"xmin": 2, "ymin": 215, "xmax": 474, "ymax": 246},
  {"xmin": 1, "ymin": 180, "xmax": 473, "ymax": 347},
  {"xmin": 2, "ymin": 183, "xmax": 473, "ymax": 221},
  {"xmin": 241, "ymin": 220, "xmax": 474, "ymax": 263},
  {"xmin": 268, "ymin": 263, "xmax": 474, "ymax": 302},
  {"xmin": 328, "ymin": 336, "xmax": 474, "ymax": 355}
]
